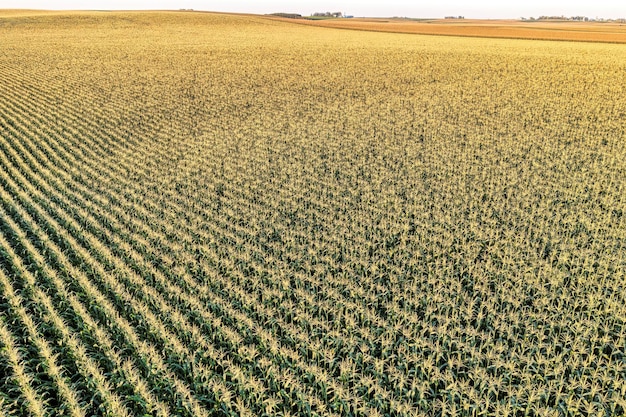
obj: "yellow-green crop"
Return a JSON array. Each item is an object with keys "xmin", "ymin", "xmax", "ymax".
[{"xmin": 0, "ymin": 10, "xmax": 625, "ymax": 417}]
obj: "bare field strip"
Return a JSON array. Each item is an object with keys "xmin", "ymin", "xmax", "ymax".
[
  {"xmin": 289, "ymin": 17, "xmax": 626, "ymax": 43},
  {"xmin": 0, "ymin": 10, "xmax": 626, "ymax": 417}
]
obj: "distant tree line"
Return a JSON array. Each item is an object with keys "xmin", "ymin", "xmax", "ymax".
[
  {"xmin": 269, "ymin": 11, "xmax": 351, "ymax": 20},
  {"xmin": 522, "ymin": 15, "xmax": 626, "ymax": 22},
  {"xmin": 269, "ymin": 13, "xmax": 302, "ymax": 19}
]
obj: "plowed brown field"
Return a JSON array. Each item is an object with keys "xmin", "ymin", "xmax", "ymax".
[{"xmin": 287, "ymin": 17, "xmax": 626, "ymax": 43}]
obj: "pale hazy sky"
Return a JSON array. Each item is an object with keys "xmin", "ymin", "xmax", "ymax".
[{"xmin": 1, "ymin": 0, "xmax": 624, "ymax": 19}]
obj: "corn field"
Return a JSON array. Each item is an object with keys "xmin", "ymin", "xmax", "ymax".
[{"xmin": 0, "ymin": 11, "xmax": 625, "ymax": 417}]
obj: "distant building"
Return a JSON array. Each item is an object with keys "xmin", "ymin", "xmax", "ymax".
[{"xmin": 312, "ymin": 12, "xmax": 343, "ymax": 18}]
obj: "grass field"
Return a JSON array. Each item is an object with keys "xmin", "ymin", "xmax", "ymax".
[{"xmin": 0, "ymin": 10, "xmax": 625, "ymax": 417}]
